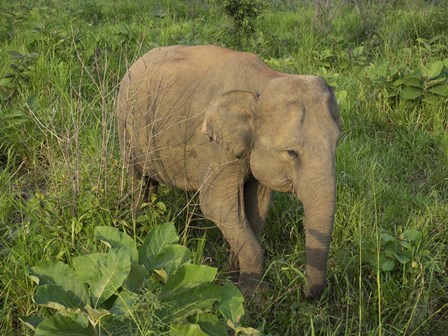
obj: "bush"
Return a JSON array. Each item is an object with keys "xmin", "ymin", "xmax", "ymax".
[
  {"xmin": 210, "ymin": 0, "xmax": 267, "ymax": 49},
  {"xmin": 25, "ymin": 223, "xmax": 261, "ymax": 335}
]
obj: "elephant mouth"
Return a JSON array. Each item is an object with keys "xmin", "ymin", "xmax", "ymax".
[
  {"xmin": 260, "ymin": 176, "xmax": 293, "ymax": 193},
  {"xmin": 280, "ymin": 174, "xmax": 295, "ymax": 193}
]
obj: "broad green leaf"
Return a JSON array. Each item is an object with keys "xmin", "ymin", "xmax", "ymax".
[
  {"xmin": 402, "ymin": 76, "xmax": 421, "ymax": 88},
  {"xmin": 60, "ymin": 311, "xmax": 90, "ymax": 327},
  {"xmin": 392, "ymin": 78, "xmax": 405, "ymax": 88},
  {"xmin": 158, "ymin": 283, "xmax": 221, "ymax": 322},
  {"xmin": 95, "ymin": 226, "xmax": 138, "ymax": 263},
  {"xmin": 384, "ymin": 249, "xmax": 395, "ymax": 258},
  {"xmin": 94, "ymin": 248, "xmax": 131, "ymax": 307},
  {"xmin": 155, "ymin": 268, "xmax": 169, "ymax": 282},
  {"xmin": 151, "ymin": 245, "xmax": 191, "ymax": 275},
  {"xmin": 219, "ymin": 283, "xmax": 245, "ymax": 323},
  {"xmin": 412, "ymin": 67, "xmax": 424, "ymax": 78},
  {"xmin": 139, "ymin": 222, "xmax": 178, "ymax": 268},
  {"xmin": 335, "ymin": 90, "xmax": 347, "ymax": 104},
  {"xmin": 157, "ymin": 201, "xmax": 167, "ymax": 211},
  {"xmin": 227, "ymin": 320, "xmax": 261, "ymax": 335},
  {"xmin": 35, "ymin": 315, "xmax": 95, "ymax": 336},
  {"xmin": 160, "ymin": 264, "xmax": 217, "ymax": 299},
  {"xmin": 109, "ymin": 289, "xmax": 139, "ymax": 316},
  {"xmin": 353, "ymin": 46, "xmax": 364, "ymax": 57},
  {"xmin": 400, "ymin": 86, "xmax": 423, "ymax": 100},
  {"xmin": 124, "ymin": 264, "xmax": 149, "ymax": 292},
  {"xmin": 380, "ymin": 233, "xmax": 394, "ymax": 243},
  {"xmin": 20, "ymin": 316, "xmax": 44, "ymax": 331},
  {"xmin": 80, "ymin": 248, "xmax": 131, "ymax": 308},
  {"xmin": 136, "ymin": 213, "xmax": 152, "ymax": 223},
  {"xmin": 400, "ymin": 241, "xmax": 411, "ymax": 249},
  {"xmin": 426, "ymin": 77, "xmax": 446, "ymax": 89},
  {"xmin": 31, "ymin": 260, "xmax": 89, "ymax": 309},
  {"xmin": 197, "ymin": 313, "xmax": 228, "ymax": 336},
  {"xmin": 385, "ymin": 89, "xmax": 398, "ymax": 98},
  {"xmin": 73, "ymin": 253, "xmax": 106, "ymax": 283},
  {"xmin": 34, "ymin": 284, "xmax": 87, "ymax": 310},
  {"xmin": 426, "ymin": 61, "xmax": 444, "ymax": 79},
  {"xmin": 170, "ymin": 323, "xmax": 207, "ymax": 336},
  {"xmin": 428, "ymin": 84, "xmax": 448, "ymax": 97},
  {"xmin": 84, "ymin": 305, "xmax": 111, "ymax": 324},
  {"xmin": 393, "ymin": 253, "xmax": 411, "ymax": 264},
  {"xmin": 380, "ymin": 258, "xmax": 395, "ymax": 272},
  {"xmin": 403, "ymin": 229, "xmax": 422, "ymax": 242},
  {"xmin": 361, "ymin": 251, "xmax": 376, "ymax": 267},
  {"xmin": 26, "ymin": 95, "xmax": 40, "ymax": 112},
  {"xmin": 320, "ymin": 49, "xmax": 334, "ymax": 59}
]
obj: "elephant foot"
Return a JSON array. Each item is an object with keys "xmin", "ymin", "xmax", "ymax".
[
  {"xmin": 237, "ymin": 272, "xmax": 268, "ymax": 294},
  {"xmin": 225, "ymin": 270, "xmax": 240, "ymax": 283},
  {"xmin": 303, "ymin": 283, "xmax": 325, "ymax": 301},
  {"xmin": 225, "ymin": 254, "xmax": 239, "ymax": 283},
  {"xmin": 225, "ymin": 252, "xmax": 267, "ymax": 294}
]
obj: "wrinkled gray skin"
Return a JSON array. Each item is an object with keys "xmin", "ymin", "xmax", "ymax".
[{"xmin": 117, "ymin": 45, "xmax": 341, "ymax": 299}]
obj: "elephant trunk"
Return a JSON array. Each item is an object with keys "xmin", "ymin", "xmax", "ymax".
[{"xmin": 295, "ymin": 165, "xmax": 336, "ymax": 300}]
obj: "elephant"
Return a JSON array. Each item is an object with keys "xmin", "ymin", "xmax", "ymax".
[{"xmin": 117, "ymin": 45, "xmax": 341, "ymax": 300}]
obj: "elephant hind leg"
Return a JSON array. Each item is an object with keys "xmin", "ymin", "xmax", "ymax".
[
  {"xmin": 131, "ymin": 174, "xmax": 159, "ymax": 213},
  {"xmin": 119, "ymin": 125, "xmax": 146, "ymax": 213},
  {"xmin": 244, "ymin": 176, "xmax": 272, "ymax": 237},
  {"xmin": 142, "ymin": 176, "xmax": 159, "ymax": 202},
  {"xmin": 124, "ymin": 153, "xmax": 158, "ymax": 213}
]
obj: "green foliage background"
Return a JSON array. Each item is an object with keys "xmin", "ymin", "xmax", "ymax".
[{"xmin": 1, "ymin": 0, "xmax": 447, "ymax": 335}]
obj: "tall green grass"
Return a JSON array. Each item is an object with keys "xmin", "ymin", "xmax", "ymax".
[{"xmin": 1, "ymin": 0, "xmax": 447, "ymax": 335}]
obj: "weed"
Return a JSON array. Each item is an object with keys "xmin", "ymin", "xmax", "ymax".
[
  {"xmin": 25, "ymin": 223, "xmax": 259, "ymax": 335},
  {"xmin": 210, "ymin": 0, "xmax": 267, "ymax": 50},
  {"xmin": 1, "ymin": 0, "xmax": 447, "ymax": 335}
]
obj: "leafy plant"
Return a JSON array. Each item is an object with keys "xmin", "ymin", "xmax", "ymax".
[
  {"xmin": 365, "ymin": 57, "xmax": 448, "ymax": 103},
  {"xmin": 362, "ymin": 229, "xmax": 423, "ymax": 272},
  {"xmin": 135, "ymin": 199, "xmax": 169, "ymax": 228},
  {"xmin": 399, "ymin": 59, "xmax": 448, "ymax": 101},
  {"xmin": 313, "ymin": 48, "xmax": 337, "ymax": 69},
  {"xmin": 1, "ymin": 1, "xmax": 448, "ymax": 335},
  {"xmin": 416, "ymin": 35, "xmax": 448, "ymax": 61},
  {"xmin": 210, "ymin": 0, "xmax": 267, "ymax": 49},
  {"xmin": 263, "ymin": 57, "xmax": 294, "ymax": 71},
  {"xmin": 313, "ymin": 39, "xmax": 369, "ymax": 72},
  {"xmin": 0, "ymin": 51, "xmax": 39, "ymax": 103},
  {"xmin": 25, "ymin": 223, "xmax": 260, "ymax": 335}
]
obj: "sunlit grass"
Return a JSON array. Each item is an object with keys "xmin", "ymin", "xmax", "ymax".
[{"xmin": 1, "ymin": 0, "xmax": 447, "ymax": 335}]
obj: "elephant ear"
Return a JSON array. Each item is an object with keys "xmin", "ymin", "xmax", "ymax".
[
  {"xmin": 201, "ymin": 90, "xmax": 257, "ymax": 159},
  {"xmin": 328, "ymin": 86, "xmax": 342, "ymax": 130}
]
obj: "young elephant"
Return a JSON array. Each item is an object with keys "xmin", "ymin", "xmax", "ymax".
[{"xmin": 117, "ymin": 45, "xmax": 341, "ymax": 299}]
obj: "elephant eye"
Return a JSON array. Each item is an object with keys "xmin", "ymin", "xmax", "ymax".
[{"xmin": 287, "ymin": 149, "xmax": 299, "ymax": 159}]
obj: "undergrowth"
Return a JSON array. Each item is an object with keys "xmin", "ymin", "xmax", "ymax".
[{"xmin": 1, "ymin": 0, "xmax": 447, "ymax": 335}]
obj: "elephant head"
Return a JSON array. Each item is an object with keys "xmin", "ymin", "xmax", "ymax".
[{"xmin": 202, "ymin": 76, "xmax": 341, "ymax": 299}]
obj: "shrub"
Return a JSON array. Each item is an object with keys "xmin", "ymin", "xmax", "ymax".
[
  {"xmin": 210, "ymin": 0, "xmax": 267, "ymax": 49},
  {"xmin": 24, "ymin": 223, "xmax": 261, "ymax": 335}
]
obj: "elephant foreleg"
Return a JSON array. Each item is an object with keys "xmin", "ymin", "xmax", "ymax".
[{"xmin": 199, "ymin": 164, "xmax": 264, "ymax": 291}]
